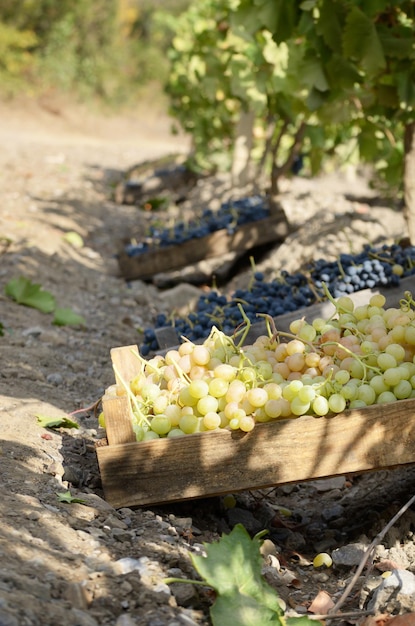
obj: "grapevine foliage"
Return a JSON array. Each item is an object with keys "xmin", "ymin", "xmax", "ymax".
[
  {"xmin": 167, "ymin": 523, "xmax": 319, "ymax": 626},
  {"xmin": 164, "ymin": 0, "xmax": 415, "ymax": 221}
]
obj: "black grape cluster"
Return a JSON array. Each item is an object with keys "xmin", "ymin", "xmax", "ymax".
[
  {"xmin": 139, "ymin": 242, "xmax": 415, "ymax": 355},
  {"xmin": 125, "ymin": 196, "xmax": 268, "ymax": 257}
]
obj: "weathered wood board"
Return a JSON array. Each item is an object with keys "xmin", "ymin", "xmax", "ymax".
[
  {"xmin": 117, "ymin": 213, "xmax": 289, "ymax": 281},
  {"xmin": 96, "ymin": 344, "xmax": 415, "ymax": 509}
]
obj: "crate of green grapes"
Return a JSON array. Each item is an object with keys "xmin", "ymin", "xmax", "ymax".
[{"xmin": 96, "ymin": 287, "xmax": 415, "ymax": 508}]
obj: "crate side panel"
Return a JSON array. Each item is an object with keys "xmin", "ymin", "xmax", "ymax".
[
  {"xmin": 97, "ymin": 399, "xmax": 415, "ymax": 508},
  {"xmin": 118, "ymin": 215, "xmax": 289, "ymax": 281}
]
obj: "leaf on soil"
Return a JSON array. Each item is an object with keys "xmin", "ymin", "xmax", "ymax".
[
  {"xmin": 0, "ymin": 322, "xmax": 4, "ymax": 337},
  {"xmin": 5, "ymin": 276, "xmax": 56, "ymax": 313},
  {"xmin": 36, "ymin": 414, "xmax": 79, "ymax": 429},
  {"xmin": 190, "ymin": 524, "xmax": 318, "ymax": 626},
  {"xmin": 308, "ymin": 590, "xmax": 334, "ymax": 614},
  {"xmin": 52, "ymin": 307, "xmax": 86, "ymax": 327},
  {"xmin": 56, "ymin": 490, "xmax": 86, "ymax": 505},
  {"xmin": 63, "ymin": 231, "xmax": 84, "ymax": 248}
]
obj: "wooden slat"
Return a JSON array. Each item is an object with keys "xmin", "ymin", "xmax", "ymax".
[
  {"xmin": 102, "ymin": 395, "xmax": 136, "ymax": 446},
  {"xmin": 96, "ymin": 397, "xmax": 415, "ymax": 508},
  {"xmin": 104, "ymin": 344, "xmax": 142, "ymax": 445},
  {"xmin": 110, "ymin": 344, "xmax": 141, "ymax": 386},
  {"xmin": 117, "ymin": 214, "xmax": 289, "ymax": 281}
]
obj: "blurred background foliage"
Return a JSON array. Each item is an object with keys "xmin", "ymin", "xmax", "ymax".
[{"xmin": 0, "ymin": 0, "xmax": 189, "ymax": 105}]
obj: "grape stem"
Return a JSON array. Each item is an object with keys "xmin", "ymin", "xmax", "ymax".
[
  {"xmin": 319, "ymin": 341, "xmax": 381, "ymax": 380},
  {"xmin": 320, "ymin": 281, "xmax": 352, "ymax": 316},
  {"xmin": 399, "ymin": 290, "xmax": 415, "ymax": 311}
]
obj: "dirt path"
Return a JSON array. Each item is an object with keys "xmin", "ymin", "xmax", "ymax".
[{"xmin": 1, "ymin": 98, "xmax": 415, "ymax": 626}]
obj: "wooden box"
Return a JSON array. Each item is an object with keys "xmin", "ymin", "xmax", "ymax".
[
  {"xmin": 96, "ymin": 344, "xmax": 415, "ymax": 509},
  {"xmin": 117, "ymin": 212, "xmax": 289, "ymax": 281}
]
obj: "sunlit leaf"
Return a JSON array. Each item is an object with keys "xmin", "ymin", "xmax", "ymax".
[
  {"xmin": 36, "ymin": 414, "xmax": 79, "ymax": 429},
  {"xmin": 56, "ymin": 490, "xmax": 86, "ymax": 504},
  {"xmin": 52, "ymin": 308, "xmax": 86, "ymax": 327},
  {"xmin": 343, "ymin": 7, "xmax": 386, "ymax": 75},
  {"xmin": 5, "ymin": 276, "xmax": 56, "ymax": 313}
]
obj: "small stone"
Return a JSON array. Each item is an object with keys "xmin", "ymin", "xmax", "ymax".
[
  {"xmin": 102, "ymin": 514, "xmax": 129, "ymax": 530},
  {"xmin": 69, "ymin": 608, "xmax": 99, "ymax": 626},
  {"xmin": 309, "ymin": 477, "xmax": 346, "ymax": 492},
  {"xmin": 111, "ymin": 528, "xmax": 135, "ymax": 542},
  {"xmin": 367, "ymin": 570, "xmax": 415, "ymax": 614},
  {"xmin": 169, "ymin": 582, "xmax": 198, "ymax": 608},
  {"xmin": 152, "ymin": 582, "xmax": 171, "ymax": 602},
  {"xmin": 113, "ymin": 556, "xmax": 150, "ymax": 575},
  {"xmin": 0, "ymin": 609, "xmax": 19, "ymax": 626},
  {"xmin": 115, "ymin": 615, "xmax": 138, "ymax": 626},
  {"xmin": 47, "ymin": 372, "xmax": 64, "ymax": 386},
  {"xmin": 227, "ymin": 507, "xmax": 264, "ymax": 534},
  {"xmin": 321, "ymin": 504, "xmax": 345, "ymax": 522},
  {"xmin": 332, "ymin": 542, "xmax": 368, "ymax": 567}
]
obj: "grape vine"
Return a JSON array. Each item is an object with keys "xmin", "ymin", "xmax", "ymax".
[{"xmin": 163, "ymin": 1, "xmax": 415, "ymax": 233}]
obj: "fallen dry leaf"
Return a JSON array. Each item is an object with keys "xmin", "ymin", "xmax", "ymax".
[
  {"xmin": 308, "ymin": 590, "xmax": 335, "ymax": 614},
  {"xmin": 375, "ymin": 560, "xmax": 404, "ymax": 572},
  {"xmin": 387, "ymin": 614, "xmax": 415, "ymax": 626}
]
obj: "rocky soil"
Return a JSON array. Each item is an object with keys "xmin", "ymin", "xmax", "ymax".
[{"xmin": 1, "ymin": 97, "xmax": 415, "ymax": 626}]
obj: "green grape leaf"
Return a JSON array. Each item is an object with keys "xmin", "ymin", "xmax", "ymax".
[
  {"xmin": 210, "ymin": 593, "xmax": 282, "ymax": 626},
  {"xmin": 52, "ymin": 307, "xmax": 86, "ymax": 327},
  {"xmin": 343, "ymin": 7, "xmax": 386, "ymax": 75},
  {"xmin": 317, "ymin": 0, "xmax": 343, "ymax": 53},
  {"xmin": 5, "ymin": 276, "xmax": 56, "ymax": 313},
  {"xmin": 36, "ymin": 414, "xmax": 79, "ymax": 429},
  {"xmin": 190, "ymin": 524, "xmax": 283, "ymax": 612},
  {"xmin": 287, "ymin": 617, "xmax": 320, "ymax": 626},
  {"xmin": 396, "ymin": 72, "xmax": 415, "ymax": 108},
  {"xmin": 56, "ymin": 491, "xmax": 86, "ymax": 505}
]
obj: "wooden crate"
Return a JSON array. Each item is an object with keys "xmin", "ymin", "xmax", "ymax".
[
  {"xmin": 117, "ymin": 212, "xmax": 289, "ymax": 281},
  {"xmin": 154, "ymin": 276, "xmax": 415, "ymax": 351},
  {"xmin": 96, "ymin": 344, "xmax": 415, "ymax": 509}
]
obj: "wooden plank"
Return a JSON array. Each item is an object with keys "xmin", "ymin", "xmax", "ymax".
[
  {"xmin": 110, "ymin": 344, "xmax": 141, "ymax": 387},
  {"xmin": 96, "ymin": 397, "xmax": 415, "ymax": 508},
  {"xmin": 117, "ymin": 214, "xmax": 289, "ymax": 281},
  {"xmin": 102, "ymin": 395, "xmax": 136, "ymax": 446}
]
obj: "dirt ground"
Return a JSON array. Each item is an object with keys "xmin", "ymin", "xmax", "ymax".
[{"xmin": 1, "ymin": 97, "xmax": 415, "ymax": 626}]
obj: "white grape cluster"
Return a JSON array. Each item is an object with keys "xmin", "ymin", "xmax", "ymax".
[{"xmin": 105, "ymin": 292, "xmax": 415, "ymax": 441}]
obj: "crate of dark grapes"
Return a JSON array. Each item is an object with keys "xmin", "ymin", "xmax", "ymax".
[
  {"xmin": 117, "ymin": 197, "xmax": 289, "ymax": 281},
  {"xmin": 96, "ymin": 285, "xmax": 415, "ymax": 508}
]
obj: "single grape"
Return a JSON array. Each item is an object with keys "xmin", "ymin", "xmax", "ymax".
[
  {"xmin": 328, "ymin": 393, "xmax": 346, "ymax": 413},
  {"xmin": 357, "ymin": 384, "xmax": 376, "ymax": 405},
  {"xmin": 312, "ymin": 395, "xmax": 329, "ymax": 416},
  {"xmin": 377, "ymin": 391, "xmax": 398, "ymax": 404},
  {"xmin": 179, "ymin": 413, "xmax": 199, "ymax": 434},
  {"xmin": 197, "ymin": 395, "xmax": 219, "ymax": 416},
  {"xmin": 167, "ymin": 428, "xmax": 186, "ymax": 438},
  {"xmin": 393, "ymin": 380, "xmax": 412, "ymax": 399},
  {"xmin": 150, "ymin": 415, "xmax": 171, "ymax": 436},
  {"xmin": 290, "ymin": 396, "xmax": 310, "ymax": 416},
  {"xmin": 188, "ymin": 379, "xmax": 210, "ymax": 399},
  {"xmin": 377, "ymin": 353, "xmax": 398, "ymax": 371},
  {"xmin": 239, "ymin": 415, "xmax": 256, "ymax": 432},
  {"xmin": 246, "ymin": 387, "xmax": 269, "ymax": 408},
  {"xmin": 203, "ymin": 412, "xmax": 222, "ymax": 430}
]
